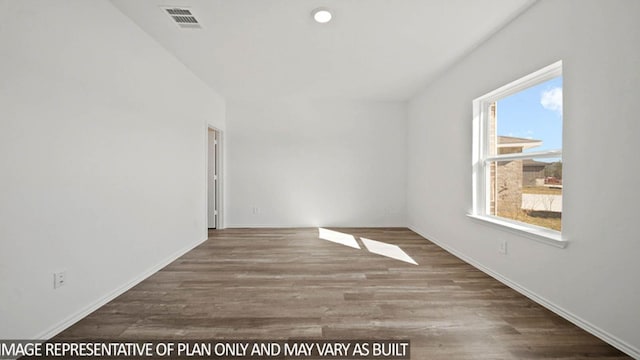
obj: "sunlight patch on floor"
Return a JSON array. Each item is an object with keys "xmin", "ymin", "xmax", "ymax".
[
  {"xmin": 318, "ymin": 228, "xmax": 361, "ymax": 249},
  {"xmin": 317, "ymin": 228, "xmax": 418, "ymax": 265},
  {"xmin": 361, "ymin": 237, "xmax": 418, "ymax": 265}
]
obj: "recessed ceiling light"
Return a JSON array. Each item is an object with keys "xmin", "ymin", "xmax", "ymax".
[{"xmin": 312, "ymin": 7, "xmax": 332, "ymax": 24}]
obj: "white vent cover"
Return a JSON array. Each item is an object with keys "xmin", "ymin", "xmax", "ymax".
[{"xmin": 161, "ymin": 7, "xmax": 202, "ymax": 29}]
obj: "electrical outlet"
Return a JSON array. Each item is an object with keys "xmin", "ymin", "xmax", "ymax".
[
  {"xmin": 54, "ymin": 271, "xmax": 66, "ymax": 289},
  {"xmin": 499, "ymin": 240, "xmax": 508, "ymax": 255},
  {"xmin": 252, "ymin": 206, "xmax": 260, "ymax": 215}
]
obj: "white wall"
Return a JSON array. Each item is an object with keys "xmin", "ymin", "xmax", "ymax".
[
  {"xmin": 226, "ymin": 98, "xmax": 406, "ymax": 227},
  {"xmin": 407, "ymin": 0, "xmax": 639, "ymax": 356},
  {"xmin": 0, "ymin": 0, "xmax": 225, "ymax": 338}
]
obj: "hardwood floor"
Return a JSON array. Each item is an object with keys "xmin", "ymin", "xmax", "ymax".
[{"xmin": 56, "ymin": 228, "xmax": 629, "ymax": 359}]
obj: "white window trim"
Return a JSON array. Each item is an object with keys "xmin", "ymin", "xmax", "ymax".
[{"xmin": 471, "ymin": 60, "xmax": 567, "ymax": 248}]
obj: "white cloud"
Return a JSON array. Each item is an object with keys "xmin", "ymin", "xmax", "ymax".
[{"xmin": 541, "ymin": 87, "xmax": 562, "ymax": 115}]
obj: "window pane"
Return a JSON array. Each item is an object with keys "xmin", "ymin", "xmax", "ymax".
[
  {"xmin": 489, "ymin": 158, "xmax": 562, "ymax": 231},
  {"xmin": 490, "ymin": 76, "xmax": 563, "ymax": 156}
]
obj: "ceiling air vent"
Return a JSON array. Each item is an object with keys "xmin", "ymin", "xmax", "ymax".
[{"xmin": 162, "ymin": 7, "xmax": 202, "ymax": 29}]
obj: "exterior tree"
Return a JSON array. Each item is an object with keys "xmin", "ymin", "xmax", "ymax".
[{"xmin": 544, "ymin": 161, "xmax": 563, "ymax": 179}]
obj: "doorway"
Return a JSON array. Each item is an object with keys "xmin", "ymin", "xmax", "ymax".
[{"xmin": 207, "ymin": 128, "xmax": 220, "ymax": 229}]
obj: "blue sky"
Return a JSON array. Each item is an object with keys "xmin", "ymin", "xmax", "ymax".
[{"xmin": 497, "ymin": 76, "xmax": 563, "ymax": 155}]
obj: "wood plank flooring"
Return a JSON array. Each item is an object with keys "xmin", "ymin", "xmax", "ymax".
[{"xmin": 56, "ymin": 228, "xmax": 629, "ymax": 359}]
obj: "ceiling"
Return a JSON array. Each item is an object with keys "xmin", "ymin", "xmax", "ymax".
[{"xmin": 110, "ymin": 0, "xmax": 536, "ymax": 100}]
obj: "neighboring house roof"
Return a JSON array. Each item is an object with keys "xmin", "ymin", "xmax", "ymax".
[
  {"xmin": 498, "ymin": 135, "xmax": 542, "ymax": 150},
  {"xmin": 523, "ymin": 159, "xmax": 548, "ymax": 168}
]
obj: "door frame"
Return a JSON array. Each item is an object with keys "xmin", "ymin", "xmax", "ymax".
[{"xmin": 206, "ymin": 125, "xmax": 224, "ymax": 229}]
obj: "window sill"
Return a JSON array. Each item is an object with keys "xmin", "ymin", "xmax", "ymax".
[{"xmin": 466, "ymin": 214, "xmax": 568, "ymax": 249}]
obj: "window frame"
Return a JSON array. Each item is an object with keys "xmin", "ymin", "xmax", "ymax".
[{"xmin": 470, "ymin": 61, "xmax": 567, "ymax": 248}]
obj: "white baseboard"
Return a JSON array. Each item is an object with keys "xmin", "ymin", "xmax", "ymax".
[
  {"xmin": 408, "ymin": 224, "xmax": 639, "ymax": 359},
  {"xmin": 35, "ymin": 236, "xmax": 209, "ymax": 340},
  {"xmin": 225, "ymin": 224, "xmax": 310, "ymax": 228},
  {"xmin": 225, "ymin": 224, "xmax": 408, "ymax": 229}
]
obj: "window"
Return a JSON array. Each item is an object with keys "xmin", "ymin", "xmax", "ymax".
[{"xmin": 471, "ymin": 61, "xmax": 564, "ymax": 245}]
